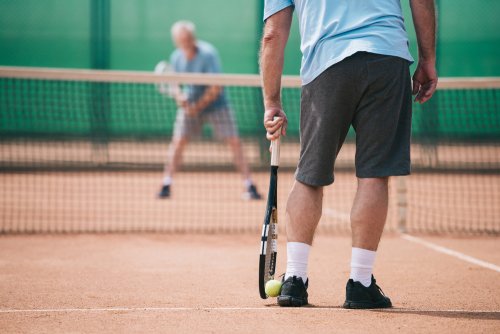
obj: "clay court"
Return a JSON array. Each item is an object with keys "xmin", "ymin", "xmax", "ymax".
[
  {"xmin": 1, "ymin": 139, "xmax": 500, "ymax": 333},
  {"xmin": 0, "ymin": 233, "xmax": 499, "ymax": 333}
]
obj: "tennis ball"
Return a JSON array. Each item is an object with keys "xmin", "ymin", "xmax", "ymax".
[{"xmin": 265, "ymin": 279, "xmax": 282, "ymax": 297}]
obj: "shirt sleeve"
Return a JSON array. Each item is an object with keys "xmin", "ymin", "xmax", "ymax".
[
  {"xmin": 169, "ymin": 51, "xmax": 179, "ymax": 73},
  {"xmin": 263, "ymin": 0, "xmax": 294, "ymax": 22},
  {"xmin": 204, "ymin": 51, "xmax": 222, "ymax": 74}
]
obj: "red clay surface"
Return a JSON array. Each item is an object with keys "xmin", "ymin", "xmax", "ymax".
[{"xmin": 0, "ymin": 234, "xmax": 499, "ymax": 333}]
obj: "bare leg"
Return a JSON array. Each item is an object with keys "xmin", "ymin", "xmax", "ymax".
[
  {"xmin": 162, "ymin": 137, "xmax": 188, "ymax": 179},
  {"xmin": 286, "ymin": 180, "xmax": 323, "ymax": 245},
  {"xmin": 350, "ymin": 177, "xmax": 389, "ymax": 251},
  {"xmin": 225, "ymin": 136, "xmax": 251, "ymax": 180}
]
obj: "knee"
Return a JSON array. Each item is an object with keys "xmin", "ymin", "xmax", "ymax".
[
  {"xmin": 358, "ymin": 177, "xmax": 389, "ymax": 188},
  {"xmin": 297, "ymin": 180, "xmax": 324, "ymax": 195},
  {"xmin": 288, "ymin": 181, "xmax": 323, "ymax": 208}
]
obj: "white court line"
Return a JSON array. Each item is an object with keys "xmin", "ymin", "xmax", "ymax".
[
  {"xmin": 401, "ymin": 234, "xmax": 500, "ymax": 273},
  {"xmin": 324, "ymin": 207, "xmax": 500, "ymax": 274},
  {"xmin": 0, "ymin": 307, "xmax": 498, "ymax": 314}
]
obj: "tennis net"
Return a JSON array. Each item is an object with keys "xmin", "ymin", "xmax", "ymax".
[{"xmin": 0, "ymin": 67, "xmax": 499, "ymax": 234}]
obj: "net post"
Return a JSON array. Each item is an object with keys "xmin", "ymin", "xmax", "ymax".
[
  {"xmin": 90, "ymin": 0, "xmax": 111, "ymax": 164},
  {"xmin": 397, "ymin": 176, "xmax": 408, "ymax": 233}
]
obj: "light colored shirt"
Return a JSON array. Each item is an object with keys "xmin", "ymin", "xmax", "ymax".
[
  {"xmin": 264, "ymin": 0, "xmax": 414, "ymax": 85},
  {"xmin": 170, "ymin": 40, "xmax": 227, "ymax": 112}
]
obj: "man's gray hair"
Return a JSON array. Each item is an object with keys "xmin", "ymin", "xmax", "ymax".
[{"xmin": 171, "ymin": 20, "xmax": 196, "ymax": 38}]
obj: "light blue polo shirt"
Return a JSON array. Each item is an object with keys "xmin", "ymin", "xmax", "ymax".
[
  {"xmin": 264, "ymin": 0, "xmax": 414, "ymax": 85},
  {"xmin": 170, "ymin": 40, "xmax": 228, "ymax": 112}
]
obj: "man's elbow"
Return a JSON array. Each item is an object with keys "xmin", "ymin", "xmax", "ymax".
[{"xmin": 262, "ymin": 28, "xmax": 286, "ymax": 46}]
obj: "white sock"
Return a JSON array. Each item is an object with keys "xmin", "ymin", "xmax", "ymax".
[
  {"xmin": 162, "ymin": 176, "xmax": 172, "ymax": 186},
  {"xmin": 350, "ymin": 247, "xmax": 376, "ymax": 287},
  {"xmin": 285, "ymin": 242, "xmax": 310, "ymax": 283},
  {"xmin": 244, "ymin": 178, "xmax": 253, "ymax": 188}
]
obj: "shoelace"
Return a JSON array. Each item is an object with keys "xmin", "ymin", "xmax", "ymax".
[{"xmin": 374, "ymin": 283, "xmax": 387, "ymax": 297}]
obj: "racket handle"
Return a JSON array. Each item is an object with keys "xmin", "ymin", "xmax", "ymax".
[{"xmin": 271, "ymin": 117, "xmax": 281, "ymax": 167}]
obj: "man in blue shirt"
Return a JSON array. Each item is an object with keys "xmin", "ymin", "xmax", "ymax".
[
  {"xmin": 157, "ymin": 21, "xmax": 261, "ymax": 200},
  {"xmin": 261, "ymin": 1, "xmax": 437, "ymax": 307}
]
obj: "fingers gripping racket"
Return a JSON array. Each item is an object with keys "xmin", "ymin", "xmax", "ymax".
[{"xmin": 259, "ymin": 122, "xmax": 281, "ymax": 299}]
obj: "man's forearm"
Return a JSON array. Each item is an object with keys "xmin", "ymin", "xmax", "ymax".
[
  {"xmin": 259, "ymin": 7, "xmax": 293, "ymax": 110},
  {"xmin": 410, "ymin": 0, "xmax": 436, "ymax": 61},
  {"xmin": 194, "ymin": 85, "xmax": 221, "ymax": 111}
]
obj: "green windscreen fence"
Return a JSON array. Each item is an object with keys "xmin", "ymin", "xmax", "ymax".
[{"xmin": 1, "ymin": 0, "xmax": 499, "ymax": 76}]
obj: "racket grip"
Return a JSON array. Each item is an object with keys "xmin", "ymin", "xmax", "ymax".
[{"xmin": 271, "ymin": 117, "xmax": 281, "ymax": 167}]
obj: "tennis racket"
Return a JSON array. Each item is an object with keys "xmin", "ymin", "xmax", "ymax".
[
  {"xmin": 154, "ymin": 60, "xmax": 179, "ymax": 98},
  {"xmin": 259, "ymin": 119, "xmax": 281, "ymax": 299}
]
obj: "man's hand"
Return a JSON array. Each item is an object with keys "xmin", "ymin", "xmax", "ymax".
[
  {"xmin": 412, "ymin": 60, "xmax": 438, "ymax": 103},
  {"xmin": 175, "ymin": 93, "xmax": 188, "ymax": 109},
  {"xmin": 184, "ymin": 103, "xmax": 200, "ymax": 117},
  {"xmin": 264, "ymin": 108, "xmax": 287, "ymax": 140},
  {"xmin": 410, "ymin": 0, "xmax": 437, "ymax": 103},
  {"xmin": 175, "ymin": 93, "xmax": 199, "ymax": 117}
]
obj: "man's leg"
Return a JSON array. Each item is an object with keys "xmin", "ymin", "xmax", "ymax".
[
  {"xmin": 225, "ymin": 136, "xmax": 251, "ymax": 181},
  {"xmin": 158, "ymin": 108, "xmax": 201, "ymax": 198},
  {"xmin": 211, "ymin": 108, "xmax": 261, "ymax": 199},
  {"xmin": 349, "ymin": 177, "xmax": 388, "ymax": 287},
  {"xmin": 163, "ymin": 136, "xmax": 188, "ymax": 179},
  {"xmin": 286, "ymin": 181, "xmax": 323, "ymax": 245},
  {"xmin": 158, "ymin": 136, "xmax": 188, "ymax": 198},
  {"xmin": 277, "ymin": 180, "xmax": 322, "ymax": 306},
  {"xmin": 343, "ymin": 53, "xmax": 412, "ymax": 308},
  {"xmin": 225, "ymin": 136, "xmax": 261, "ymax": 199},
  {"xmin": 343, "ymin": 177, "xmax": 392, "ymax": 309},
  {"xmin": 284, "ymin": 180, "xmax": 323, "ymax": 281},
  {"xmin": 351, "ymin": 177, "xmax": 389, "ymax": 251}
]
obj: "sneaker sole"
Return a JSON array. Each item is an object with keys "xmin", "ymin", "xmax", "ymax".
[
  {"xmin": 342, "ymin": 300, "xmax": 392, "ymax": 309},
  {"xmin": 277, "ymin": 295, "xmax": 308, "ymax": 307}
]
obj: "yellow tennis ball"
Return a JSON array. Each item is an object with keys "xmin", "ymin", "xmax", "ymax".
[{"xmin": 265, "ymin": 279, "xmax": 282, "ymax": 297}]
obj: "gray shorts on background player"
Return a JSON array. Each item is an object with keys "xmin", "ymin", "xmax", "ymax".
[{"xmin": 173, "ymin": 108, "xmax": 239, "ymax": 140}]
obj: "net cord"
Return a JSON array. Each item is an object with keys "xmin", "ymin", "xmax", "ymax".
[{"xmin": 1, "ymin": 66, "xmax": 499, "ymax": 89}]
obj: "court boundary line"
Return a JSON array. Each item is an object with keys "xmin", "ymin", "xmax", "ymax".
[
  {"xmin": 324, "ymin": 207, "xmax": 500, "ymax": 274},
  {"xmin": 0, "ymin": 307, "xmax": 499, "ymax": 314},
  {"xmin": 401, "ymin": 234, "xmax": 500, "ymax": 273}
]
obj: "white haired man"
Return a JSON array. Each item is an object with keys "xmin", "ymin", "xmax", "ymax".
[{"xmin": 157, "ymin": 21, "xmax": 261, "ymax": 200}]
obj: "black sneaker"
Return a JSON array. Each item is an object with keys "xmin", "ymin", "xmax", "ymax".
[
  {"xmin": 277, "ymin": 276, "xmax": 308, "ymax": 307},
  {"xmin": 157, "ymin": 185, "xmax": 171, "ymax": 198},
  {"xmin": 243, "ymin": 184, "xmax": 262, "ymax": 200},
  {"xmin": 343, "ymin": 275, "xmax": 392, "ymax": 309}
]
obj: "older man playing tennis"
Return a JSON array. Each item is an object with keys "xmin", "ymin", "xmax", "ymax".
[
  {"xmin": 157, "ymin": 21, "xmax": 261, "ymax": 200},
  {"xmin": 261, "ymin": 1, "xmax": 437, "ymax": 307}
]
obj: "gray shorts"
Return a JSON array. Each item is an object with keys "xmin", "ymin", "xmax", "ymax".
[
  {"xmin": 173, "ymin": 108, "xmax": 239, "ymax": 140},
  {"xmin": 296, "ymin": 52, "xmax": 412, "ymax": 187}
]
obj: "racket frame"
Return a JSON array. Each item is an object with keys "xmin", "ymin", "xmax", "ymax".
[{"xmin": 258, "ymin": 123, "xmax": 281, "ymax": 299}]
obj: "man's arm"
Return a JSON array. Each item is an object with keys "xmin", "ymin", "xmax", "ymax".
[
  {"xmin": 410, "ymin": 0, "xmax": 438, "ymax": 103},
  {"xmin": 187, "ymin": 85, "xmax": 221, "ymax": 115},
  {"xmin": 260, "ymin": 6, "xmax": 293, "ymax": 140}
]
